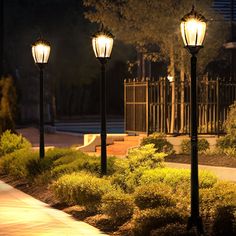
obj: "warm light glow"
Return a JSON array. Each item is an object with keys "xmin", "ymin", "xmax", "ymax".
[
  {"xmin": 32, "ymin": 39, "xmax": 51, "ymax": 64},
  {"xmin": 92, "ymin": 33, "xmax": 114, "ymax": 58},
  {"xmin": 181, "ymin": 19, "xmax": 206, "ymax": 47},
  {"xmin": 180, "ymin": 7, "xmax": 207, "ymax": 49},
  {"xmin": 167, "ymin": 75, "xmax": 174, "ymax": 82}
]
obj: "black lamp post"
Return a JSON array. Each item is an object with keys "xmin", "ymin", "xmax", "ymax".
[
  {"xmin": 180, "ymin": 6, "xmax": 207, "ymax": 234},
  {"xmin": 32, "ymin": 39, "xmax": 51, "ymax": 159},
  {"xmin": 92, "ymin": 30, "xmax": 114, "ymax": 175}
]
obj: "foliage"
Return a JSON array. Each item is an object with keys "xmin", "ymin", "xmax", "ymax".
[
  {"xmin": 83, "ymin": 0, "xmax": 229, "ymax": 76},
  {"xmin": 139, "ymin": 168, "xmax": 217, "ymax": 192},
  {"xmin": 111, "ymin": 144, "xmax": 166, "ymax": 192},
  {"xmin": 180, "ymin": 138, "xmax": 210, "ymax": 154},
  {"xmin": 52, "ymin": 172, "xmax": 115, "ymax": 212},
  {"xmin": 0, "ymin": 149, "xmax": 37, "ymax": 178},
  {"xmin": 0, "ymin": 130, "xmax": 31, "ymax": 156},
  {"xmin": 141, "ymin": 133, "xmax": 174, "ymax": 155},
  {"xmin": 200, "ymin": 181, "xmax": 236, "ymax": 218},
  {"xmin": 0, "ymin": 76, "xmax": 17, "ymax": 133},
  {"xmin": 132, "ymin": 207, "xmax": 186, "ymax": 236},
  {"xmin": 101, "ymin": 190, "xmax": 135, "ymax": 224},
  {"xmin": 134, "ymin": 183, "xmax": 175, "ymax": 210},
  {"xmin": 224, "ymin": 102, "xmax": 236, "ymax": 137},
  {"xmin": 127, "ymin": 144, "xmax": 166, "ymax": 170},
  {"xmin": 212, "ymin": 206, "xmax": 236, "ymax": 236}
]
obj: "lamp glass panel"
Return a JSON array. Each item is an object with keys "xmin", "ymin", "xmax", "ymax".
[
  {"xmin": 32, "ymin": 43, "xmax": 51, "ymax": 64},
  {"xmin": 92, "ymin": 34, "xmax": 113, "ymax": 58},
  {"xmin": 181, "ymin": 19, "xmax": 206, "ymax": 47}
]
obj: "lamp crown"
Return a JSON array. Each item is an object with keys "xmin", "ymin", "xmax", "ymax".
[{"xmin": 181, "ymin": 5, "xmax": 207, "ymax": 23}]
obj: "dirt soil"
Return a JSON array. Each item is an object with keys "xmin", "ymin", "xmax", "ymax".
[{"xmin": 165, "ymin": 154, "xmax": 236, "ymax": 168}]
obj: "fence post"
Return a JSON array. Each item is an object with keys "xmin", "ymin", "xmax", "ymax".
[
  {"xmin": 216, "ymin": 77, "xmax": 220, "ymax": 137},
  {"xmin": 124, "ymin": 79, "xmax": 127, "ymax": 133},
  {"xmin": 146, "ymin": 78, "xmax": 150, "ymax": 135}
]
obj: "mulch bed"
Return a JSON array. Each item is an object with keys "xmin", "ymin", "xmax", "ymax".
[{"xmin": 165, "ymin": 154, "xmax": 236, "ymax": 168}]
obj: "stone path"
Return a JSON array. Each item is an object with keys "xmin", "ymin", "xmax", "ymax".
[{"xmin": 0, "ymin": 180, "xmax": 108, "ymax": 236}]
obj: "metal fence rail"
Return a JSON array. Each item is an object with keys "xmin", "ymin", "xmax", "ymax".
[{"xmin": 124, "ymin": 77, "xmax": 236, "ymax": 135}]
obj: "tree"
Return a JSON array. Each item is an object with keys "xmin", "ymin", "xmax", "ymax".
[{"xmin": 83, "ymin": 0, "xmax": 230, "ymax": 132}]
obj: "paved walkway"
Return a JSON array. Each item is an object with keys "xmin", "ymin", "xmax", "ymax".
[
  {"xmin": 166, "ymin": 162, "xmax": 236, "ymax": 182},
  {"xmin": 0, "ymin": 180, "xmax": 108, "ymax": 236}
]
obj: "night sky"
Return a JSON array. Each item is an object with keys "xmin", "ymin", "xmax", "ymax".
[{"xmin": 3, "ymin": 0, "xmax": 133, "ymax": 122}]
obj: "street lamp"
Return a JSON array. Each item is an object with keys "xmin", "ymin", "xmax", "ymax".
[
  {"xmin": 92, "ymin": 30, "xmax": 114, "ymax": 175},
  {"xmin": 32, "ymin": 38, "xmax": 51, "ymax": 159},
  {"xmin": 180, "ymin": 6, "xmax": 207, "ymax": 234}
]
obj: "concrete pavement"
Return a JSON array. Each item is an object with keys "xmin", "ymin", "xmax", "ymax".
[{"xmin": 0, "ymin": 180, "xmax": 108, "ymax": 236}]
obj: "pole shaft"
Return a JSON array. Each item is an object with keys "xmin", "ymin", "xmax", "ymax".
[
  {"xmin": 101, "ymin": 62, "xmax": 107, "ymax": 175},
  {"xmin": 191, "ymin": 54, "xmax": 199, "ymax": 220},
  {"xmin": 39, "ymin": 68, "xmax": 45, "ymax": 158}
]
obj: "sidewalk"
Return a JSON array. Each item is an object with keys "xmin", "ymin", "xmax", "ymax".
[{"xmin": 0, "ymin": 180, "xmax": 108, "ymax": 236}]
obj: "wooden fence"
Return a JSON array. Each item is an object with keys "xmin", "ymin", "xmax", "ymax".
[{"xmin": 124, "ymin": 77, "xmax": 236, "ymax": 135}]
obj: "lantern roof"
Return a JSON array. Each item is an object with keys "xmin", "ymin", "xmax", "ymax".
[{"xmin": 181, "ymin": 5, "xmax": 207, "ymax": 23}]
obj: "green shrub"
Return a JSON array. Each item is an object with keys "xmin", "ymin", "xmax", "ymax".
[
  {"xmin": 132, "ymin": 208, "xmax": 186, "ymax": 236},
  {"xmin": 52, "ymin": 172, "xmax": 115, "ymax": 212},
  {"xmin": 134, "ymin": 183, "xmax": 175, "ymax": 210},
  {"xmin": 212, "ymin": 206, "xmax": 236, "ymax": 236},
  {"xmin": 141, "ymin": 133, "xmax": 174, "ymax": 154},
  {"xmin": 180, "ymin": 138, "xmax": 210, "ymax": 154},
  {"xmin": 0, "ymin": 148, "xmax": 37, "ymax": 177},
  {"xmin": 200, "ymin": 181, "xmax": 236, "ymax": 217},
  {"xmin": 51, "ymin": 154, "xmax": 101, "ymax": 178},
  {"xmin": 151, "ymin": 223, "xmax": 196, "ymax": 236},
  {"xmin": 224, "ymin": 102, "xmax": 236, "ymax": 137},
  {"xmin": 101, "ymin": 190, "xmax": 135, "ymax": 224},
  {"xmin": 127, "ymin": 144, "xmax": 165, "ymax": 171},
  {"xmin": 0, "ymin": 130, "xmax": 31, "ymax": 156},
  {"xmin": 140, "ymin": 168, "xmax": 217, "ymax": 193}
]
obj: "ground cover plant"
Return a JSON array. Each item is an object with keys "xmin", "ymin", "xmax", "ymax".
[{"xmin": 0, "ymin": 133, "xmax": 235, "ymax": 235}]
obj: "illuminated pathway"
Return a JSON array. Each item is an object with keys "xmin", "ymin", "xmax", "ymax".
[{"xmin": 0, "ymin": 180, "xmax": 108, "ymax": 236}]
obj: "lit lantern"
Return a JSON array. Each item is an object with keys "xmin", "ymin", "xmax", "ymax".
[
  {"xmin": 180, "ymin": 6, "xmax": 207, "ymax": 53},
  {"xmin": 32, "ymin": 39, "xmax": 51, "ymax": 64},
  {"xmin": 92, "ymin": 31, "xmax": 114, "ymax": 59}
]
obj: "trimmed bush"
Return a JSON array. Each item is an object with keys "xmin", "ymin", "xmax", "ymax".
[
  {"xmin": 132, "ymin": 207, "xmax": 186, "ymax": 236},
  {"xmin": 127, "ymin": 144, "xmax": 165, "ymax": 171},
  {"xmin": 52, "ymin": 172, "xmax": 115, "ymax": 212},
  {"xmin": 141, "ymin": 133, "xmax": 174, "ymax": 154},
  {"xmin": 200, "ymin": 181, "xmax": 236, "ymax": 217},
  {"xmin": 140, "ymin": 168, "xmax": 217, "ymax": 192},
  {"xmin": 0, "ymin": 148, "xmax": 37, "ymax": 177},
  {"xmin": 180, "ymin": 138, "xmax": 210, "ymax": 154},
  {"xmin": 134, "ymin": 183, "xmax": 175, "ymax": 210},
  {"xmin": 101, "ymin": 190, "xmax": 135, "ymax": 224},
  {"xmin": 0, "ymin": 130, "xmax": 31, "ymax": 156}
]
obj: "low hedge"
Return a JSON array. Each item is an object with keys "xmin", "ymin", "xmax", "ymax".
[
  {"xmin": 134, "ymin": 183, "xmax": 175, "ymax": 210},
  {"xmin": 52, "ymin": 172, "xmax": 115, "ymax": 212},
  {"xmin": 0, "ymin": 130, "xmax": 32, "ymax": 156},
  {"xmin": 101, "ymin": 190, "xmax": 135, "ymax": 224}
]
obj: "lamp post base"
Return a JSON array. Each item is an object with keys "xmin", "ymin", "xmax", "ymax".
[{"xmin": 187, "ymin": 216, "xmax": 204, "ymax": 235}]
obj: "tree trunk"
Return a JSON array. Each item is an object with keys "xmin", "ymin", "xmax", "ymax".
[
  {"xmin": 180, "ymin": 50, "xmax": 185, "ymax": 133},
  {"xmin": 168, "ymin": 45, "xmax": 175, "ymax": 134}
]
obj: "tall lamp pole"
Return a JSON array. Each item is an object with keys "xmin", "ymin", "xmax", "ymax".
[
  {"xmin": 32, "ymin": 39, "xmax": 51, "ymax": 159},
  {"xmin": 92, "ymin": 30, "xmax": 114, "ymax": 175},
  {"xmin": 180, "ymin": 6, "xmax": 207, "ymax": 234}
]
